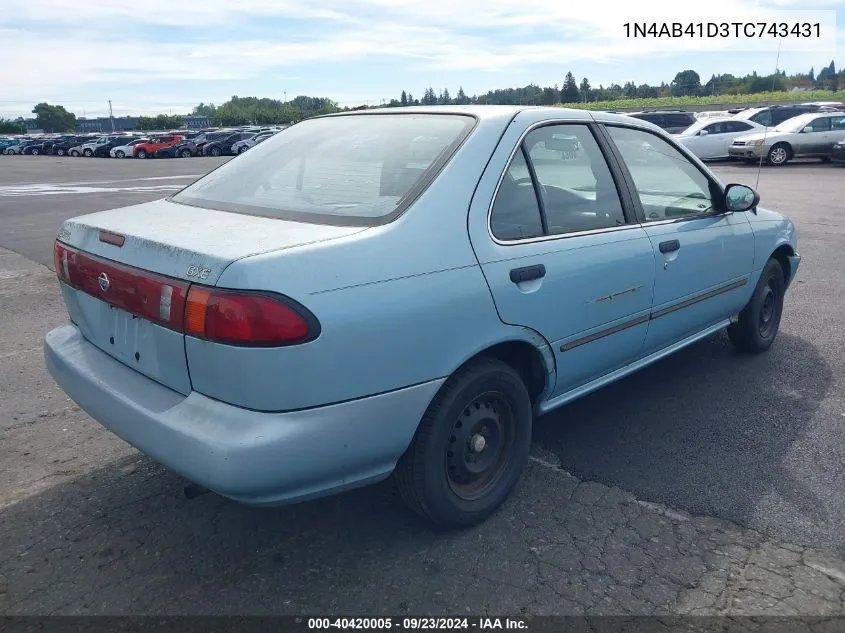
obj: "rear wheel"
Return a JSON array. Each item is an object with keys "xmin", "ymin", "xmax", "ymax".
[
  {"xmin": 83, "ymin": 148, "xmax": 93, "ymax": 157},
  {"xmin": 31, "ymin": 148, "xmax": 39, "ymax": 155},
  {"xmin": 728, "ymin": 258, "xmax": 785, "ymax": 354},
  {"xmin": 394, "ymin": 357, "xmax": 532, "ymax": 529},
  {"xmin": 767, "ymin": 143, "xmax": 790, "ymax": 166},
  {"xmin": 136, "ymin": 149, "xmax": 147, "ymax": 159},
  {"xmin": 180, "ymin": 149, "xmax": 192, "ymax": 158},
  {"xmin": 115, "ymin": 150, "xmax": 125, "ymax": 158},
  {"xmin": 238, "ymin": 145, "xmax": 248, "ymax": 153},
  {"xmin": 70, "ymin": 150, "xmax": 80, "ymax": 157},
  {"xmin": 56, "ymin": 148, "xmax": 65, "ymax": 156},
  {"xmin": 210, "ymin": 146, "xmax": 222, "ymax": 157}
]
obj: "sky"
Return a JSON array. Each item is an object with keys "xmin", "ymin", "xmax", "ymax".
[{"xmin": 0, "ymin": 0, "xmax": 842, "ymax": 119}]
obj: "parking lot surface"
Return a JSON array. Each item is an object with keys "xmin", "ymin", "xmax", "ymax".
[{"xmin": 1, "ymin": 156, "xmax": 844, "ymax": 615}]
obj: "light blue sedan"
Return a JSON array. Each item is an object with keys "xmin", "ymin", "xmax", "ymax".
[{"xmin": 44, "ymin": 105, "xmax": 801, "ymax": 528}]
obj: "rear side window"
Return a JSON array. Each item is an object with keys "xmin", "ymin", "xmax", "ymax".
[
  {"xmin": 665, "ymin": 114, "xmax": 694, "ymax": 128},
  {"xmin": 173, "ymin": 114, "xmax": 476, "ymax": 226},
  {"xmin": 725, "ymin": 121, "xmax": 753, "ymax": 133},
  {"xmin": 749, "ymin": 110, "xmax": 773, "ymax": 126}
]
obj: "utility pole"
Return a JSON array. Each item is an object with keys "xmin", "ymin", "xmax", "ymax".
[{"xmin": 108, "ymin": 100, "xmax": 115, "ymax": 132}]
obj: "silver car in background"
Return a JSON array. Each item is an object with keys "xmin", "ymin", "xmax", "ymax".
[{"xmin": 728, "ymin": 111, "xmax": 845, "ymax": 165}]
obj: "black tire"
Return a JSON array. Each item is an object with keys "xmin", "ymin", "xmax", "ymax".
[
  {"xmin": 136, "ymin": 149, "xmax": 147, "ymax": 159},
  {"xmin": 394, "ymin": 357, "xmax": 533, "ymax": 529},
  {"xmin": 115, "ymin": 150, "xmax": 125, "ymax": 158},
  {"xmin": 70, "ymin": 150, "xmax": 80, "ymax": 157},
  {"xmin": 728, "ymin": 258, "xmax": 785, "ymax": 354},
  {"xmin": 210, "ymin": 146, "xmax": 222, "ymax": 157},
  {"xmin": 83, "ymin": 148, "xmax": 93, "ymax": 157},
  {"xmin": 767, "ymin": 143, "xmax": 790, "ymax": 166},
  {"xmin": 180, "ymin": 149, "xmax": 192, "ymax": 158},
  {"xmin": 56, "ymin": 148, "xmax": 65, "ymax": 156},
  {"xmin": 31, "ymin": 148, "xmax": 39, "ymax": 155}
]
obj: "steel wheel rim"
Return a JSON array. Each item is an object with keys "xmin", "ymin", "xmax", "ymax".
[
  {"xmin": 770, "ymin": 147, "xmax": 787, "ymax": 164},
  {"xmin": 445, "ymin": 391, "xmax": 514, "ymax": 501},
  {"xmin": 758, "ymin": 277, "xmax": 780, "ymax": 338}
]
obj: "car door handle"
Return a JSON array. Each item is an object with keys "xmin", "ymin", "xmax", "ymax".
[
  {"xmin": 509, "ymin": 264, "xmax": 546, "ymax": 283},
  {"xmin": 659, "ymin": 239, "xmax": 680, "ymax": 254}
]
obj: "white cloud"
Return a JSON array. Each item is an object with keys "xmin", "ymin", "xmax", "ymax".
[{"xmin": 0, "ymin": 0, "xmax": 841, "ymax": 116}]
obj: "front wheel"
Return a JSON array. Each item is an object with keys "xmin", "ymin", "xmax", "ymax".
[
  {"xmin": 135, "ymin": 149, "xmax": 147, "ymax": 159},
  {"xmin": 31, "ymin": 148, "xmax": 39, "ymax": 155},
  {"xmin": 83, "ymin": 149, "xmax": 93, "ymax": 157},
  {"xmin": 180, "ymin": 149, "xmax": 192, "ymax": 158},
  {"xmin": 70, "ymin": 150, "xmax": 80, "ymax": 157},
  {"xmin": 209, "ymin": 146, "xmax": 222, "ymax": 157},
  {"xmin": 767, "ymin": 144, "xmax": 790, "ymax": 166},
  {"xmin": 394, "ymin": 357, "xmax": 532, "ymax": 529},
  {"xmin": 56, "ymin": 148, "xmax": 65, "ymax": 156},
  {"xmin": 115, "ymin": 150, "xmax": 125, "ymax": 158},
  {"xmin": 728, "ymin": 258, "xmax": 785, "ymax": 354}
]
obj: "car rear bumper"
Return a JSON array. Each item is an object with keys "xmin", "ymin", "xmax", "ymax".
[{"xmin": 44, "ymin": 324, "xmax": 443, "ymax": 506}]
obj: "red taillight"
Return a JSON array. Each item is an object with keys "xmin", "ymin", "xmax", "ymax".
[
  {"xmin": 53, "ymin": 240, "xmax": 190, "ymax": 331},
  {"xmin": 185, "ymin": 286, "xmax": 316, "ymax": 346},
  {"xmin": 54, "ymin": 240, "xmax": 319, "ymax": 347}
]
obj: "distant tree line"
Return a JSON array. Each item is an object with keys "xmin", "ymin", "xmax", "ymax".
[{"xmin": 13, "ymin": 60, "xmax": 843, "ymax": 134}]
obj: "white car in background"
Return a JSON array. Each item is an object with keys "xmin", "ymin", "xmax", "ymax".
[
  {"xmin": 110, "ymin": 138, "xmax": 148, "ymax": 158},
  {"xmin": 675, "ymin": 117, "xmax": 766, "ymax": 160}
]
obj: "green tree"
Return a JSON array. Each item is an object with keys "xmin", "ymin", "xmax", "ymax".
[
  {"xmin": 440, "ymin": 88, "xmax": 451, "ymax": 105},
  {"xmin": 670, "ymin": 69, "xmax": 701, "ymax": 96},
  {"xmin": 454, "ymin": 86, "xmax": 468, "ymax": 105},
  {"xmin": 136, "ymin": 114, "xmax": 184, "ymax": 131},
  {"xmin": 32, "ymin": 102, "xmax": 77, "ymax": 132},
  {"xmin": 0, "ymin": 118, "xmax": 25, "ymax": 134},
  {"xmin": 400, "ymin": 90, "xmax": 408, "ymax": 106},
  {"xmin": 560, "ymin": 72, "xmax": 580, "ymax": 103},
  {"xmin": 579, "ymin": 77, "xmax": 590, "ymax": 101}
]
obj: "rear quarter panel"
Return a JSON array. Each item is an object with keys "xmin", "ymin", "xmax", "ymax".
[{"xmin": 184, "ymin": 112, "xmax": 557, "ymax": 411}]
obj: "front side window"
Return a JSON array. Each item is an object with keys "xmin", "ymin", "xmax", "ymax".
[
  {"xmin": 605, "ymin": 125, "xmax": 718, "ymax": 222},
  {"xmin": 807, "ymin": 117, "xmax": 831, "ymax": 132},
  {"xmin": 831, "ymin": 116, "xmax": 845, "ymax": 130},
  {"xmin": 173, "ymin": 113, "xmax": 476, "ymax": 226},
  {"xmin": 704, "ymin": 122, "xmax": 727, "ymax": 135}
]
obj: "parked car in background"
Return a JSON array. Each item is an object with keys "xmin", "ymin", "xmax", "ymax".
[
  {"xmin": 231, "ymin": 130, "xmax": 277, "ymax": 153},
  {"xmin": 3, "ymin": 138, "xmax": 30, "ymax": 154},
  {"xmin": 73, "ymin": 135, "xmax": 122, "ymax": 157},
  {"xmin": 733, "ymin": 104, "xmax": 839, "ymax": 128},
  {"xmin": 44, "ymin": 106, "xmax": 800, "ymax": 528},
  {"xmin": 94, "ymin": 137, "xmax": 140, "ymax": 158},
  {"xmin": 110, "ymin": 138, "xmax": 148, "ymax": 158},
  {"xmin": 675, "ymin": 118, "xmax": 765, "ymax": 160},
  {"xmin": 729, "ymin": 110, "xmax": 845, "ymax": 165},
  {"xmin": 202, "ymin": 131, "xmax": 255, "ymax": 156},
  {"xmin": 695, "ymin": 111, "xmax": 733, "ymax": 120},
  {"xmin": 625, "ymin": 110, "xmax": 697, "ymax": 134},
  {"xmin": 133, "ymin": 134, "xmax": 184, "ymax": 158},
  {"xmin": 830, "ymin": 139, "xmax": 845, "ymax": 164},
  {"xmin": 52, "ymin": 136, "xmax": 93, "ymax": 156},
  {"xmin": 20, "ymin": 138, "xmax": 50, "ymax": 155}
]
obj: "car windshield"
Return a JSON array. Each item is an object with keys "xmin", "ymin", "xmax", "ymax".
[{"xmin": 172, "ymin": 113, "xmax": 477, "ymax": 225}]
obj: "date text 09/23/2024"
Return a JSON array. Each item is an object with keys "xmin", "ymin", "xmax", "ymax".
[
  {"xmin": 307, "ymin": 618, "xmax": 528, "ymax": 631},
  {"xmin": 624, "ymin": 22, "xmax": 822, "ymax": 38}
]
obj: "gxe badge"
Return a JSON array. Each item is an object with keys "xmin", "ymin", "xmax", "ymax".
[{"xmin": 98, "ymin": 272, "xmax": 110, "ymax": 292}]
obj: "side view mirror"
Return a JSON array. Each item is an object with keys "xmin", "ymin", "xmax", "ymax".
[
  {"xmin": 802, "ymin": 126, "xmax": 813, "ymax": 133},
  {"xmin": 724, "ymin": 183, "xmax": 760, "ymax": 213},
  {"xmin": 698, "ymin": 130, "xmax": 709, "ymax": 136}
]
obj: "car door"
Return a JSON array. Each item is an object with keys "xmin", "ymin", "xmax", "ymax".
[
  {"xmin": 695, "ymin": 122, "xmax": 726, "ymax": 159},
  {"xmin": 468, "ymin": 113, "xmax": 656, "ymax": 397},
  {"xmin": 601, "ymin": 124, "xmax": 755, "ymax": 356},
  {"xmin": 829, "ymin": 115, "xmax": 845, "ymax": 150},
  {"xmin": 795, "ymin": 116, "xmax": 831, "ymax": 156}
]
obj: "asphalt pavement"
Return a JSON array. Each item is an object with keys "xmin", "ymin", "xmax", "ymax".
[{"xmin": 0, "ymin": 154, "xmax": 843, "ymax": 616}]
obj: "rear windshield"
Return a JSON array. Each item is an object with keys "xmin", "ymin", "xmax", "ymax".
[{"xmin": 171, "ymin": 113, "xmax": 477, "ymax": 226}]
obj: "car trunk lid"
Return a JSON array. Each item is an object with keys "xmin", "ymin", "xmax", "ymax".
[{"xmin": 54, "ymin": 198, "xmax": 367, "ymax": 394}]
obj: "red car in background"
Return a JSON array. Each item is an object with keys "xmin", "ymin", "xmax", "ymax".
[{"xmin": 133, "ymin": 134, "xmax": 184, "ymax": 158}]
